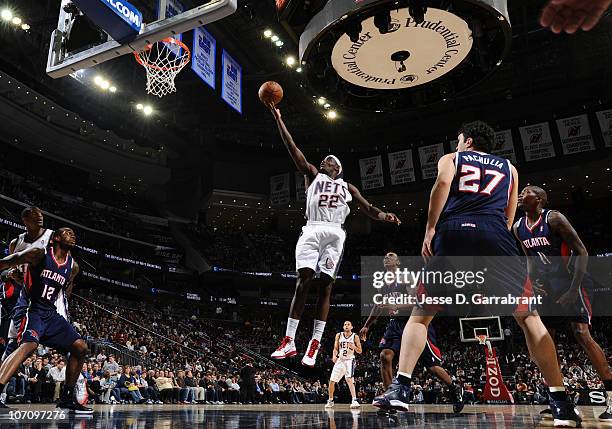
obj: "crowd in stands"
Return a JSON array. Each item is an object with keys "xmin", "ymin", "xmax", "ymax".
[{"xmin": 3, "ymin": 289, "xmax": 610, "ymax": 407}]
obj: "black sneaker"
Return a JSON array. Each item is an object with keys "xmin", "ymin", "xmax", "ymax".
[
  {"xmin": 599, "ymin": 396, "xmax": 612, "ymax": 422},
  {"xmin": 450, "ymin": 384, "xmax": 464, "ymax": 413},
  {"xmin": 56, "ymin": 401, "xmax": 94, "ymax": 414},
  {"xmin": 540, "ymin": 408, "xmax": 553, "ymax": 420},
  {"xmin": 372, "ymin": 378, "xmax": 411, "ymax": 412},
  {"xmin": 549, "ymin": 398, "xmax": 581, "ymax": 428}
]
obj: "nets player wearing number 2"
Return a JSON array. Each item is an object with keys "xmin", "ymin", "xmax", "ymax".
[
  {"xmin": 374, "ymin": 121, "xmax": 580, "ymax": 428},
  {"xmin": 515, "ymin": 186, "xmax": 612, "ymax": 422},
  {"xmin": 0, "ymin": 228, "xmax": 91, "ymax": 413},
  {"xmin": 267, "ymin": 104, "xmax": 401, "ymax": 367},
  {"xmin": 325, "ymin": 321, "xmax": 362, "ymax": 409}
]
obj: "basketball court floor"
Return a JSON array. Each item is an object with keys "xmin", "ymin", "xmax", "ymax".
[{"xmin": 0, "ymin": 404, "xmax": 608, "ymax": 428}]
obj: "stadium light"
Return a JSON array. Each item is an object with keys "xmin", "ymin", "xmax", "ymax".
[
  {"xmin": 286, "ymin": 56, "xmax": 296, "ymax": 67},
  {"xmin": 271, "ymin": 35, "xmax": 279, "ymax": 42},
  {"xmin": 296, "ymin": 67, "xmax": 302, "ymax": 73},
  {"xmin": 11, "ymin": 16, "xmax": 21, "ymax": 25},
  {"xmin": 263, "ymin": 29, "xmax": 272, "ymax": 38},
  {"xmin": 326, "ymin": 110, "xmax": 337, "ymax": 120},
  {"xmin": 143, "ymin": 105, "xmax": 153, "ymax": 116},
  {"xmin": 100, "ymin": 80, "xmax": 110, "ymax": 90},
  {"xmin": 21, "ymin": 23, "xmax": 29, "ymax": 30},
  {"xmin": 317, "ymin": 97, "xmax": 326, "ymax": 105},
  {"xmin": 1, "ymin": 9, "xmax": 12, "ymax": 21},
  {"xmin": 109, "ymin": 86, "xmax": 117, "ymax": 93},
  {"xmin": 275, "ymin": 40, "xmax": 284, "ymax": 47}
]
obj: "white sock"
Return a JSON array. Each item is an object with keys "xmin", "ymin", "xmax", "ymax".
[
  {"xmin": 398, "ymin": 371, "xmax": 412, "ymax": 379},
  {"xmin": 286, "ymin": 318, "xmax": 299, "ymax": 339},
  {"xmin": 313, "ymin": 320, "xmax": 326, "ymax": 341}
]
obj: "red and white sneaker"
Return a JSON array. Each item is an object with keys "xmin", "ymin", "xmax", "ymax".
[
  {"xmin": 271, "ymin": 336, "xmax": 297, "ymax": 359},
  {"xmin": 301, "ymin": 339, "xmax": 320, "ymax": 367}
]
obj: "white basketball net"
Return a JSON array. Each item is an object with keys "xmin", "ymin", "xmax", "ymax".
[{"xmin": 134, "ymin": 38, "xmax": 191, "ymax": 98}]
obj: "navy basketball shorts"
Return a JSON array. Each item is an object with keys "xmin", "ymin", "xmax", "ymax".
[
  {"xmin": 418, "ymin": 216, "xmax": 532, "ymax": 316},
  {"xmin": 379, "ymin": 318, "xmax": 407, "ymax": 354},
  {"xmin": 539, "ymin": 274, "xmax": 594, "ymax": 327},
  {"xmin": 16, "ymin": 308, "xmax": 81, "ymax": 350}
]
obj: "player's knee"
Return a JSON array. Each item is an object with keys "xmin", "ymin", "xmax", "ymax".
[
  {"xmin": 71, "ymin": 339, "xmax": 89, "ymax": 358},
  {"xmin": 380, "ymin": 349, "xmax": 394, "ymax": 366},
  {"xmin": 571, "ymin": 324, "xmax": 592, "ymax": 346}
]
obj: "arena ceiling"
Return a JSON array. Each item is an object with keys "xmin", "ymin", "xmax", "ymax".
[{"xmin": 0, "ymin": 0, "xmax": 610, "ymax": 155}]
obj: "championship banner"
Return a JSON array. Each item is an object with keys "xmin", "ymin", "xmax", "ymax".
[
  {"xmin": 359, "ymin": 156, "xmax": 384, "ymax": 190},
  {"xmin": 596, "ymin": 109, "xmax": 612, "ymax": 147},
  {"xmin": 556, "ymin": 114, "xmax": 595, "ymax": 155},
  {"xmin": 388, "ymin": 150, "xmax": 415, "ymax": 185},
  {"xmin": 270, "ymin": 173, "xmax": 290, "ymax": 205},
  {"xmin": 295, "ymin": 172, "xmax": 306, "ymax": 202},
  {"xmin": 492, "ymin": 129, "xmax": 517, "ymax": 163},
  {"xmin": 418, "ymin": 143, "xmax": 444, "ymax": 180},
  {"xmin": 191, "ymin": 26, "xmax": 216, "ymax": 89},
  {"xmin": 519, "ymin": 122, "xmax": 556, "ymax": 161},
  {"xmin": 221, "ymin": 50, "xmax": 242, "ymax": 114}
]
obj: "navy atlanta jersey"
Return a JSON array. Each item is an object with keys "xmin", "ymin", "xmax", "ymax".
[
  {"xmin": 442, "ymin": 151, "xmax": 513, "ymax": 221},
  {"xmin": 515, "ymin": 209, "xmax": 570, "ymax": 277},
  {"xmin": 24, "ymin": 246, "xmax": 74, "ymax": 311}
]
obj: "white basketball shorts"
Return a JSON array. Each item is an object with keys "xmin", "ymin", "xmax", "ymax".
[
  {"xmin": 330, "ymin": 359, "xmax": 356, "ymax": 382},
  {"xmin": 295, "ymin": 222, "xmax": 346, "ymax": 279}
]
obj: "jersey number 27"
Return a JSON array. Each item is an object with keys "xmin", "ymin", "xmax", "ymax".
[{"xmin": 458, "ymin": 165, "xmax": 505, "ymax": 195}]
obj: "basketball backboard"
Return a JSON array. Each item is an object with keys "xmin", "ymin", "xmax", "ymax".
[
  {"xmin": 459, "ymin": 316, "xmax": 504, "ymax": 343},
  {"xmin": 46, "ymin": 0, "xmax": 237, "ymax": 78}
]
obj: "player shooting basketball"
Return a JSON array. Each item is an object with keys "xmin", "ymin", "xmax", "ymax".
[{"xmin": 266, "ymin": 100, "xmax": 400, "ymax": 367}]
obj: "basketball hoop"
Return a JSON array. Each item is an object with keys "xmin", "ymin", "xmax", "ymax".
[
  {"xmin": 134, "ymin": 38, "xmax": 191, "ymax": 98},
  {"xmin": 476, "ymin": 334, "xmax": 488, "ymax": 346}
]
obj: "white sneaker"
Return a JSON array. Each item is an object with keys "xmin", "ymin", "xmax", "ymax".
[
  {"xmin": 301, "ymin": 339, "xmax": 320, "ymax": 367},
  {"xmin": 325, "ymin": 399, "xmax": 334, "ymax": 408},
  {"xmin": 350, "ymin": 399, "xmax": 360, "ymax": 409},
  {"xmin": 271, "ymin": 336, "xmax": 297, "ymax": 359}
]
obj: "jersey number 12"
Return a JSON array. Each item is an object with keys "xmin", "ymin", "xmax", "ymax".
[{"xmin": 41, "ymin": 285, "xmax": 55, "ymax": 300}]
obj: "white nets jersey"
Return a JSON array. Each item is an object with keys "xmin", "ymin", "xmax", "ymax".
[
  {"xmin": 338, "ymin": 332, "xmax": 356, "ymax": 360},
  {"xmin": 13, "ymin": 229, "xmax": 68, "ymax": 320},
  {"xmin": 305, "ymin": 173, "xmax": 352, "ymax": 225}
]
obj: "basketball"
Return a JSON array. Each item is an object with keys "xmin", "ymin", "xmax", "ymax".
[{"xmin": 258, "ymin": 81, "xmax": 283, "ymax": 106}]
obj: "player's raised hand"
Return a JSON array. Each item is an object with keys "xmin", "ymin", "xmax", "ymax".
[
  {"xmin": 384, "ymin": 212, "xmax": 401, "ymax": 225},
  {"xmin": 268, "ymin": 102, "xmax": 282, "ymax": 120},
  {"xmin": 540, "ymin": 0, "xmax": 611, "ymax": 33},
  {"xmin": 358, "ymin": 326, "xmax": 368, "ymax": 341}
]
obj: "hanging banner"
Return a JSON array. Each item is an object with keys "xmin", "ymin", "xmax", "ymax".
[
  {"xmin": 388, "ymin": 150, "xmax": 415, "ymax": 185},
  {"xmin": 418, "ymin": 143, "xmax": 445, "ymax": 180},
  {"xmin": 270, "ymin": 173, "xmax": 290, "ymax": 205},
  {"xmin": 221, "ymin": 50, "xmax": 242, "ymax": 114},
  {"xmin": 596, "ymin": 109, "xmax": 612, "ymax": 147},
  {"xmin": 295, "ymin": 172, "xmax": 306, "ymax": 202},
  {"xmin": 491, "ymin": 129, "xmax": 517, "ymax": 163},
  {"xmin": 556, "ymin": 114, "xmax": 595, "ymax": 155},
  {"xmin": 519, "ymin": 122, "xmax": 556, "ymax": 161},
  {"xmin": 359, "ymin": 156, "xmax": 384, "ymax": 190},
  {"xmin": 191, "ymin": 26, "xmax": 216, "ymax": 89}
]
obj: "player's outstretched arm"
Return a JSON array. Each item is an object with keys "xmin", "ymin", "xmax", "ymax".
[
  {"xmin": 359, "ymin": 305, "xmax": 382, "ymax": 341},
  {"xmin": 548, "ymin": 211, "xmax": 588, "ymax": 306},
  {"xmin": 268, "ymin": 104, "xmax": 318, "ymax": 181},
  {"xmin": 347, "ymin": 183, "xmax": 401, "ymax": 225},
  {"xmin": 422, "ymin": 154, "xmax": 455, "ymax": 257},
  {"xmin": 0, "ymin": 247, "xmax": 44, "ymax": 271},
  {"xmin": 540, "ymin": 0, "xmax": 611, "ymax": 34}
]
